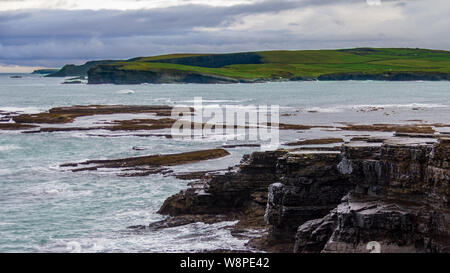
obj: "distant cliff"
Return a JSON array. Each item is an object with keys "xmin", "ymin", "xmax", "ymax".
[
  {"xmin": 317, "ymin": 72, "xmax": 450, "ymax": 81},
  {"xmin": 56, "ymin": 48, "xmax": 450, "ymax": 83},
  {"xmin": 88, "ymin": 68, "xmax": 450, "ymax": 84},
  {"xmin": 45, "ymin": 60, "xmax": 118, "ymax": 77},
  {"xmin": 31, "ymin": 69, "xmax": 59, "ymax": 75},
  {"xmin": 87, "ymin": 64, "xmax": 261, "ymax": 84}
]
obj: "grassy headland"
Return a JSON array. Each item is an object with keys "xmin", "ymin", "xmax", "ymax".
[{"xmin": 46, "ymin": 48, "xmax": 450, "ymax": 83}]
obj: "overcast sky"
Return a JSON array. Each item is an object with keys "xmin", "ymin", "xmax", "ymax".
[{"xmin": 1, "ymin": 0, "xmax": 450, "ymax": 72}]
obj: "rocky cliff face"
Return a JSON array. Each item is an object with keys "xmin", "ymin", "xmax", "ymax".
[
  {"xmin": 264, "ymin": 152, "xmax": 353, "ymax": 242},
  {"xmin": 293, "ymin": 139, "xmax": 449, "ymax": 253},
  {"xmin": 156, "ymin": 138, "xmax": 449, "ymax": 253},
  {"xmin": 295, "ymin": 195, "xmax": 448, "ymax": 253},
  {"xmin": 88, "ymin": 65, "xmax": 249, "ymax": 84},
  {"xmin": 87, "ymin": 66, "xmax": 450, "ymax": 84},
  {"xmin": 158, "ymin": 150, "xmax": 287, "ymax": 224}
]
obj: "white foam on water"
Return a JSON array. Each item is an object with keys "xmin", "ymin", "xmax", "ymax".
[
  {"xmin": 150, "ymin": 98, "xmax": 173, "ymax": 104},
  {"xmin": 116, "ymin": 89, "xmax": 135, "ymax": 94},
  {"xmin": 0, "ymin": 106, "xmax": 43, "ymax": 114},
  {"xmin": 303, "ymin": 102, "xmax": 449, "ymax": 113},
  {"xmin": 175, "ymin": 103, "xmax": 289, "ymax": 111},
  {"xmin": 35, "ymin": 220, "xmax": 249, "ymax": 253},
  {"xmin": 0, "ymin": 144, "xmax": 21, "ymax": 151},
  {"xmin": 178, "ymin": 99, "xmax": 251, "ymax": 103},
  {"xmin": 304, "ymin": 106, "xmax": 343, "ymax": 113},
  {"xmin": 30, "ymin": 166, "xmax": 59, "ymax": 174},
  {"xmin": 25, "ymin": 182, "xmax": 93, "ymax": 199},
  {"xmin": 354, "ymin": 103, "xmax": 448, "ymax": 109},
  {"xmin": 0, "ymin": 168, "xmax": 13, "ymax": 175}
]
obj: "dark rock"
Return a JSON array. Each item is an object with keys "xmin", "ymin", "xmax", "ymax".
[
  {"xmin": 264, "ymin": 152, "xmax": 353, "ymax": 244},
  {"xmin": 221, "ymin": 144, "xmax": 261, "ymax": 148},
  {"xmin": 13, "ymin": 105, "xmax": 184, "ymax": 124},
  {"xmin": 31, "ymin": 69, "xmax": 59, "ymax": 75},
  {"xmin": 294, "ymin": 208, "xmax": 338, "ymax": 253},
  {"xmin": 0, "ymin": 123, "xmax": 38, "ymax": 130},
  {"xmin": 60, "ymin": 149, "xmax": 230, "ymax": 176},
  {"xmin": 285, "ymin": 138, "xmax": 344, "ymax": 146},
  {"xmin": 128, "ymin": 214, "xmax": 235, "ymax": 231},
  {"xmin": 158, "ymin": 150, "xmax": 287, "ymax": 216},
  {"xmin": 61, "ymin": 80, "xmax": 83, "ymax": 84},
  {"xmin": 293, "ymin": 139, "xmax": 449, "ymax": 253},
  {"xmin": 154, "ymin": 138, "xmax": 449, "ymax": 253},
  {"xmin": 339, "ymin": 123, "xmax": 436, "ymax": 134},
  {"xmin": 173, "ymin": 170, "xmax": 225, "ymax": 181},
  {"xmin": 296, "ymin": 194, "xmax": 449, "ymax": 253},
  {"xmin": 317, "ymin": 72, "xmax": 450, "ymax": 81}
]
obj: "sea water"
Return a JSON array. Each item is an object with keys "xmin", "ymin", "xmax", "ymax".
[{"xmin": 0, "ymin": 74, "xmax": 449, "ymax": 252}]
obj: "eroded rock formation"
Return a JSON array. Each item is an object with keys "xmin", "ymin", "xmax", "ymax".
[
  {"xmin": 294, "ymin": 138, "xmax": 449, "ymax": 253},
  {"xmin": 159, "ymin": 150, "xmax": 287, "ymax": 220},
  {"xmin": 157, "ymin": 137, "xmax": 449, "ymax": 253}
]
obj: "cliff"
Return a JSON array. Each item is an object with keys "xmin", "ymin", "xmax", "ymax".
[
  {"xmin": 31, "ymin": 69, "xmax": 59, "ymax": 75},
  {"xmin": 156, "ymin": 137, "xmax": 449, "ymax": 253},
  {"xmin": 293, "ymin": 139, "xmax": 449, "ymax": 253},
  {"xmin": 88, "ymin": 66, "xmax": 450, "ymax": 84},
  {"xmin": 317, "ymin": 72, "xmax": 450, "ymax": 81},
  {"xmin": 45, "ymin": 60, "xmax": 118, "ymax": 77},
  {"xmin": 52, "ymin": 48, "xmax": 450, "ymax": 84},
  {"xmin": 87, "ymin": 64, "xmax": 254, "ymax": 84}
]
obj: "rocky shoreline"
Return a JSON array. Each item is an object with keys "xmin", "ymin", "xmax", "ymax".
[
  {"xmin": 147, "ymin": 137, "xmax": 449, "ymax": 253},
  {"xmin": 1, "ymin": 104, "xmax": 448, "ymax": 252}
]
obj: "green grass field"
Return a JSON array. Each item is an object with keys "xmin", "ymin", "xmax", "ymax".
[{"xmin": 101, "ymin": 48, "xmax": 450, "ymax": 80}]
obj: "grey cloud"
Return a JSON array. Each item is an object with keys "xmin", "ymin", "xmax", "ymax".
[
  {"xmin": 4, "ymin": 2, "xmax": 379, "ymax": 35},
  {"xmin": 0, "ymin": 0, "xmax": 339, "ymax": 39}
]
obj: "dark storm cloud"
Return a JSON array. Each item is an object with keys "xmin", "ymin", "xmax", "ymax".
[
  {"xmin": 0, "ymin": 0, "xmax": 346, "ymax": 39},
  {"xmin": 0, "ymin": 0, "xmax": 449, "ymax": 67}
]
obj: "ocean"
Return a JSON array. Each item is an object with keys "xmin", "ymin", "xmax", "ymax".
[{"xmin": 0, "ymin": 73, "xmax": 449, "ymax": 252}]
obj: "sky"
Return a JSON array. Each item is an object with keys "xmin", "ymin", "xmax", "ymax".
[{"xmin": 1, "ymin": 0, "xmax": 450, "ymax": 72}]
